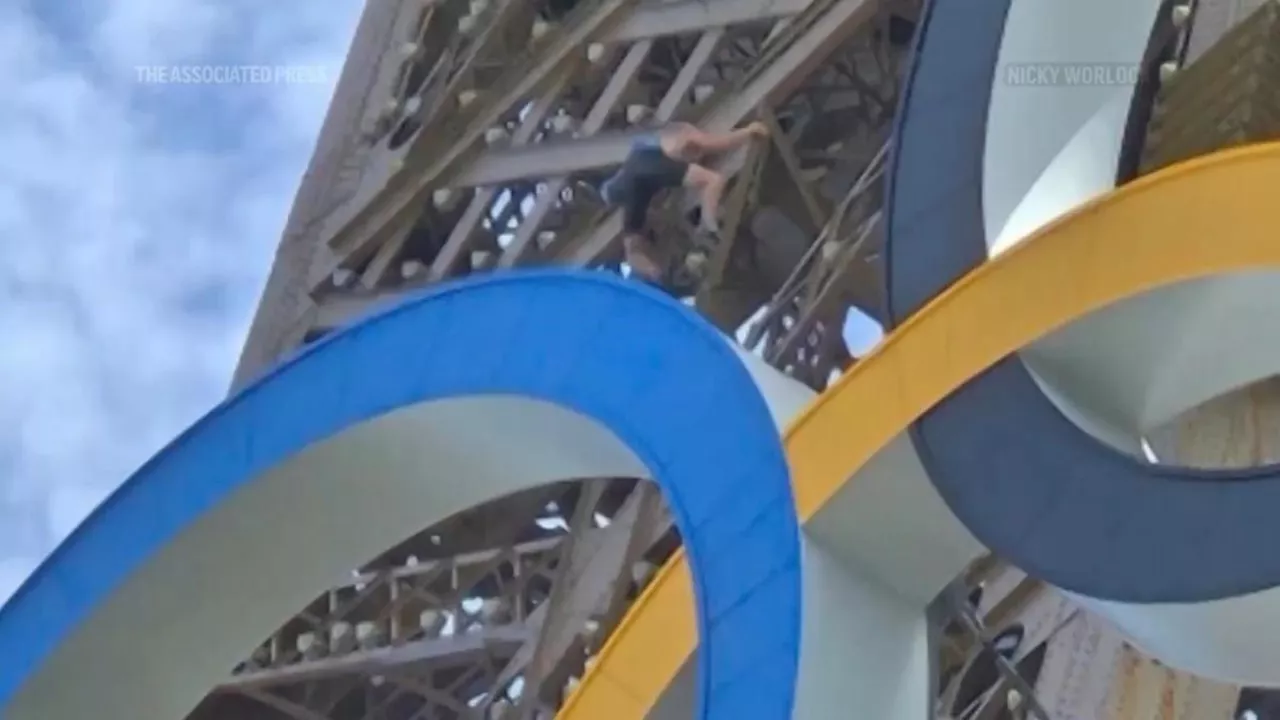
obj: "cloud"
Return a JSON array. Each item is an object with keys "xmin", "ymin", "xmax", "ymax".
[{"xmin": 0, "ymin": 0, "xmax": 360, "ymax": 602}]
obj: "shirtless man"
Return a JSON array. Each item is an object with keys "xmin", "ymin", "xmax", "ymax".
[{"xmin": 600, "ymin": 120, "xmax": 768, "ymax": 284}]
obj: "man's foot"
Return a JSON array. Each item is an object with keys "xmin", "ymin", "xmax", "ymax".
[
  {"xmin": 683, "ymin": 248, "xmax": 708, "ymax": 276},
  {"xmin": 662, "ymin": 246, "xmax": 709, "ymax": 297},
  {"xmin": 664, "ymin": 271, "xmax": 700, "ymax": 299},
  {"xmin": 695, "ymin": 224, "xmax": 721, "ymax": 245}
]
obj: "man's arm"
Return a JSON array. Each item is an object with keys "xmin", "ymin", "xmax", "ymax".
[{"xmin": 683, "ymin": 121, "xmax": 768, "ymax": 154}]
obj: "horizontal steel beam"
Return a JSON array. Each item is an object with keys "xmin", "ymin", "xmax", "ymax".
[
  {"xmin": 447, "ymin": 0, "xmax": 841, "ymax": 189},
  {"xmin": 310, "ymin": 0, "xmax": 878, "ymax": 330},
  {"xmin": 316, "ymin": 0, "xmax": 637, "ymax": 282},
  {"xmin": 316, "ymin": 0, "xmax": 814, "ymax": 287},
  {"xmin": 215, "ymin": 515, "xmax": 671, "ymax": 692},
  {"xmin": 348, "ymin": 537, "xmax": 562, "ymax": 588},
  {"xmin": 566, "ymin": 0, "xmax": 880, "ymax": 264},
  {"xmin": 454, "ymin": 132, "xmax": 638, "ymax": 187},
  {"xmin": 485, "ymin": 484, "xmax": 668, "ymax": 708},
  {"xmin": 613, "ymin": 0, "xmax": 810, "ymax": 43},
  {"xmin": 221, "ymin": 626, "xmax": 530, "ymax": 691},
  {"xmin": 313, "ymin": 289, "xmax": 417, "ymax": 331}
]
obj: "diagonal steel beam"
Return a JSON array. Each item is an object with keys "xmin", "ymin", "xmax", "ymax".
[
  {"xmin": 308, "ymin": 0, "xmax": 879, "ymax": 329},
  {"xmin": 476, "ymin": 485, "xmax": 669, "ymax": 714},
  {"xmin": 495, "ymin": 39, "xmax": 656, "ymax": 269},
  {"xmin": 312, "ymin": 289, "xmax": 416, "ymax": 332},
  {"xmin": 943, "ymin": 588, "xmax": 1053, "ymax": 720},
  {"xmin": 314, "ymin": 0, "xmax": 641, "ymax": 288},
  {"xmin": 476, "ymin": 26, "xmax": 734, "ymax": 199},
  {"xmin": 314, "ymin": 0, "xmax": 817, "ymax": 292},
  {"xmin": 695, "ymin": 139, "xmax": 766, "ymax": 311},
  {"xmin": 500, "ymin": 29, "xmax": 725, "ymax": 268},
  {"xmin": 483, "ymin": 0, "xmax": 877, "ymax": 200},
  {"xmin": 408, "ymin": 0, "xmax": 539, "ymax": 154},
  {"xmin": 359, "ymin": 35, "xmax": 576, "ymax": 288},
  {"xmin": 229, "ymin": 0, "xmax": 406, "ymax": 387},
  {"xmin": 422, "ymin": 70, "xmax": 578, "ymax": 282},
  {"xmin": 383, "ymin": 674, "xmax": 471, "ymax": 714},
  {"xmin": 219, "ymin": 626, "xmax": 531, "ymax": 692},
  {"xmin": 760, "ymin": 108, "xmax": 829, "ymax": 230},
  {"xmin": 612, "ymin": 0, "xmax": 811, "ymax": 42},
  {"xmin": 402, "ymin": 0, "xmax": 815, "ymax": 181},
  {"xmin": 560, "ymin": 0, "xmax": 881, "ymax": 266},
  {"xmin": 236, "ymin": 687, "xmax": 334, "ymax": 720},
  {"xmin": 494, "ymin": 480, "xmax": 610, "ymax": 716}
]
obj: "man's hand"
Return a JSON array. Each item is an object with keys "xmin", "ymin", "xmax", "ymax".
[{"xmin": 746, "ymin": 121, "xmax": 769, "ymax": 138}]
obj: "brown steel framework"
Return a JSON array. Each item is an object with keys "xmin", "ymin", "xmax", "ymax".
[
  {"xmin": 206, "ymin": 0, "xmax": 1250, "ymax": 719},
  {"xmin": 215, "ymin": 2, "xmax": 910, "ymax": 716}
]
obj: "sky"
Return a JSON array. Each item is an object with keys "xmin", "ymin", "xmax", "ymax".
[
  {"xmin": 0, "ymin": 0, "xmax": 887, "ymax": 607},
  {"xmin": 0, "ymin": 0, "xmax": 361, "ymax": 601}
]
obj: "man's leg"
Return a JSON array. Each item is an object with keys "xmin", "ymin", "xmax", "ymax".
[
  {"xmin": 682, "ymin": 164, "xmax": 728, "ymax": 234},
  {"xmin": 623, "ymin": 232, "xmax": 664, "ymax": 282},
  {"xmin": 623, "ymin": 232, "xmax": 695, "ymax": 300}
]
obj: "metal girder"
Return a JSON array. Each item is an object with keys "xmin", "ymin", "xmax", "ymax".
[
  {"xmin": 212, "ymin": 502, "xmax": 672, "ymax": 711},
  {"xmin": 417, "ymin": 1, "xmax": 540, "ymax": 142},
  {"xmin": 239, "ymin": 686, "xmax": 335, "ymax": 720},
  {"xmin": 314, "ymin": 0, "xmax": 816, "ymax": 292},
  {"xmin": 444, "ymin": 131, "xmax": 642, "ymax": 188},
  {"xmin": 362, "ymin": 70, "xmax": 575, "ymax": 287},
  {"xmin": 760, "ymin": 108, "xmax": 829, "ymax": 230},
  {"xmin": 214, "ymin": 496, "xmax": 561, "ymax": 694},
  {"xmin": 312, "ymin": 289, "xmax": 410, "ymax": 332},
  {"xmin": 961, "ymin": 676, "xmax": 1014, "ymax": 720},
  {"xmin": 424, "ymin": 71, "xmax": 578, "ymax": 282},
  {"xmin": 942, "ymin": 587, "xmax": 1053, "ymax": 720},
  {"xmin": 228, "ymin": 0, "xmax": 409, "ymax": 388},
  {"xmin": 310, "ymin": 0, "xmax": 888, "ymax": 348},
  {"xmin": 224, "ymin": 2, "xmax": 929, "ymax": 718},
  {"xmin": 560, "ymin": 0, "xmax": 881, "ymax": 267},
  {"xmin": 313, "ymin": 0, "xmax": 641, "ymax": 290},
  {"xmin": 504, "ymin": 480, "xmax": 611, "ymax": 715},
  {"xmin": 934, "ymin": 564, "xmax": 1072, "ymax": 720},
  {"xmin": 221, "ymin": 627, "xmax": 530, "ymax": 691},
  {"xmin": 308, "ymin": 35, "xmax": 885, "ymax": 335},
  {"xmin": 693, "ymin": 141, "xmax": 766, "ymax": 313},
  {"xmin": 494, "ymin": 39, "xmax": 655, "ymax": 269},
  {"xmin": 740, "ymin": 136, "xmax": 888, "ymax": 387},
  {"xmin": 501, "ymin": 29, "xmax": 723, "ymax": 268},
  {"xmin": 611, "ymin": 0, "xmax": 811, "ymax": 43},
  {"xmin": 480, "ymin": 484, "xmax": 669, "ymax": 713},
  {"xmin": 440, "ymin": 0, "xmax": 875, "ymax": 193}
]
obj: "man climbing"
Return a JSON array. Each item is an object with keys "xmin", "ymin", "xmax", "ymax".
[{"xmin": 600, "ymin": 120, "xmax": 768, "ymax": 287}]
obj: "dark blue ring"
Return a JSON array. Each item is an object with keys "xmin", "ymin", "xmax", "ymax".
[{"xmin": 885, "ymin": 0, "xmax": 1280, "ymax": 603}]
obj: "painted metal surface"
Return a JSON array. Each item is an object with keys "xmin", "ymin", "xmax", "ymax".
[
  {"xmin": 570, "ymin": 141, "xmax": 1280, "ymax": 715},
  {"xmin": 0, "ymin": 271, "xmax": 801, "ymax": 720}
]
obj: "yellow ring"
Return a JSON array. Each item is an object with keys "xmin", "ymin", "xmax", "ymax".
[{"xmin": 557, "ymin": 142, "xmax": 1280, "ymax": 718}]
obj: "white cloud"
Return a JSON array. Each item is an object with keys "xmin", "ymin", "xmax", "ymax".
[{"xmin": 0, "ymin": 0, "xmax": 361, "ymax": 603}]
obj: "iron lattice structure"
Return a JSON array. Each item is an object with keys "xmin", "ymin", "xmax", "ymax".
[
  {"xmin": 209, "ymin": 1, "xmax": 914, "ymax": 717},
  {"xmin": 195, "ymin": 0, "xmax": 1272, "ymax": 719}
]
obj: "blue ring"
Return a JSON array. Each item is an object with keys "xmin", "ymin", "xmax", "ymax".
[
  {"xmin": 886, "ymin": 0, "xmax": 1280, "ymax": 603},
  {"xmin": 0, "ymin": 270, "xmax": 801, "ymax": 719}
]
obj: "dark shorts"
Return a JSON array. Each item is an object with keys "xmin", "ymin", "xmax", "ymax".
[{"xmin": 614, "ymin": 143, "xmax": 689, "ymax": 232}]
